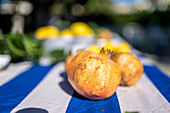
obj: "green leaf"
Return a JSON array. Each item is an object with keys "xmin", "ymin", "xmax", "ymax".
[
  {"xmin": 0, "ymin": 34, "xmax": 4, "ymax": 40},
  {"xmin": 6, "ymin": 37, "xmax": 26, "ymax": 57},
  {"xmin": 0, "ymin": 41, "xmax": 9, "ymax": 54},
  {"xmin": 6, "ymin": 32, "xmax": 26, "ymax": 57},
  {"xmin": 50, "ymin": 49, "xmax": 71, "ymax": 64},
  {"xmin": 23, "ymin": 35, "xmax": 44, "ymax": 62}
]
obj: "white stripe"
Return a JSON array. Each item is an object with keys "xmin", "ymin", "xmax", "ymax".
[
  {"xmin": 131, "ymin": 49, "xmax": 154, "ymax": 66},
  {"xmin": 139, "ymin": 57, "xmax": 154, "ymax": 66},
  {"xmin": 11, "ymin": 62, "xmax": 74, "ymax": 113},
  {"xmin": 117, "ymin": 73, "xmax": 170, "ymax": 113},
  {"xmin": 0, "ymin": 62, "xmax": 32, "ymax": 86}
]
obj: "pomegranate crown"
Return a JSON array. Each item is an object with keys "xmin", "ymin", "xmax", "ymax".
[{"xmin": 99, "ymin": 47, "xmax": 113, "ymax": 59}]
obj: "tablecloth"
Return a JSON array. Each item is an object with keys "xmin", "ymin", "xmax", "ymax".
[
  {"xmin": 0, "ymin": 49, "xmax": 169, "ymax": 113},
  {"xmin": 0, "ymin": 36, "xmax": 170, "ymax": 113}
]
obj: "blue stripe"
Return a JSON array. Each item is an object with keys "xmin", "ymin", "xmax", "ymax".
[
  {"xmin": 66, "ymin": 91, "xmax": 121, "ymax": 113},
  {"xmin": 0, "ymin": 64, "xmax": 55, "ymax": 113},
  {"xmin": 144, "ymin": 66, "xmax": 170, "ymax": 102},
  {"xmin": 135, "ymin": 54, "xmax": 145, "ymax": 59}
]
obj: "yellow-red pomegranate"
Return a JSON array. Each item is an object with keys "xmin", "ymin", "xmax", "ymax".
[
  {"xmin": 65, "ymin": 55, "xmax": 75, "ymax": 74},
  {"xmin": 111, "ymin": 52, "xmax": 143, "ymax": 86},
  {"xmin": 67, "ymin": 48, "xmax": 120, "ymax": 100}
]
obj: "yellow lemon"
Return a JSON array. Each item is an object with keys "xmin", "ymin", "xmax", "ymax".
[
  {"xmin": 35, "ymin": 26, "xmax": 59, "ymax": 40},
  {"xmin": 60, "ymin": 29, "xmax": 73, "ymax": 39},
  {"xmin": 70, "ymin": 22, "xmax": 94, "ymax": 35},
  {"xmin": 117, "ymin": 42, "xmax": 131, "ymax": 52},
  {"xmin": 104, "ymin": 41, "xmax": 116, "ymax": 52},
  {"xmin": 60, "ymin": 29, "xmax": 73, "ymax": 36},
  {"xmin": 87, "ymin": 45, "xmax": 101, "ymax": 54}
]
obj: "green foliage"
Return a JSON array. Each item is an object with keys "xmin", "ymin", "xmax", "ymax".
[
  {"xmin": 6, "ymin": 32, "xmax": 27, "ymax": 57},
  {"xmin": 0, "ymin": 35, "xmax": 9, "ymax": 54},
  {"xmin": 87, "ymin": 21, "xmax": 107, "ymax": 34},
  {"xmin": 84, "ymin": 0, "xmax": 112, "ymax": 15},
  {"xmin": 50, "ymin": 49, "xmax": 71, "ymax": 64},
  {"xmin": 23, "ymin": 34, "xmax": 44, "ymax": 62},
  {"xmin": 87, "ymin": 21, "xmax": 100, "ymax": 33},
  {"xmin": 0, "ymin": 32, "xmax": 44, "ymax": 62},
  {"xmin": 59, "ymin": 20, "xmax": 71, "ymax": 30},
  {"xmin": 0, "ymin": 32, "xmax": 72, "ymax": 64}
]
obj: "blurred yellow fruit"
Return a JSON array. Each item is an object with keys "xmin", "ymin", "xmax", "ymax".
[
  {"xmin": 87, "ymin": 45, "xmax": 101, "ymax": 54},
  {"xmin": 104, "ymin": 41, "xmax": 116, "ymax": 52},
  {"xmin": 117, "ymin": 42, "xmax": 131, "ymax": 52},
  {"xmin": 60, "ymin": 29, "xmax": 73, "ymax": 38},
  {"xmin": 35, "ymin": 26, "xmax": 59, "ymax": 40},
  {"xmin": 60, "ymin": 29, "xmax": 73, "ymax": 35},
  {"xmin": 97, "ymin": 29, "xmax": 112, "ymax": 40},
  {"xmin": 71, "ymin": 22, "xmax": 94, "ymax": 35}
]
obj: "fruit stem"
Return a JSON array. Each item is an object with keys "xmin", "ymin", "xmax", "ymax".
[{"xmin": 99, "ymin": 47, "xmax": 113, "ymax": 59}]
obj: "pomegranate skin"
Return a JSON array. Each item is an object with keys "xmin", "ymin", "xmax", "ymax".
[
  {"xmin": 65, "ymin": 55, "xmax": 75, "ymax": 74},
  {"xmin": 111, "ymin": 52, "xmax": 143, "ymax": 86},
  {"xmin": 67, "ymin": 49, "xmax": 120, "ymax": 100}
]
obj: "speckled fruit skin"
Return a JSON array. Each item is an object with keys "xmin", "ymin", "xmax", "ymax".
[
  {"xmin": 111, "ymin": 52, "xmax": 143, "ymax": 86},
  {"xmin": 65, "ymin": 55, "xmax": 75, "ymax": 74},
  {"xmin": 67, "ymin": 49, "xmax": 121, "ymax": 100}
]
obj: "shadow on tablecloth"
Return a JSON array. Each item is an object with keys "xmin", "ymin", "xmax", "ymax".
[{"xmin": 16, "ymin": 107, "xmax": 48, "ymax": 113}]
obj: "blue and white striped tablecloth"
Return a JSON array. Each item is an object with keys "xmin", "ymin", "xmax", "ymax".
[{"xmin": 0, "ymin": 51, "xmax": 170, "ymax": 113}]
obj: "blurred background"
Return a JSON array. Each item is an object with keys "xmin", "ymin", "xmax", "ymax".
[{"xmin": 0, "ymin": 0, "xmax": 170, "ymax": 75}]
